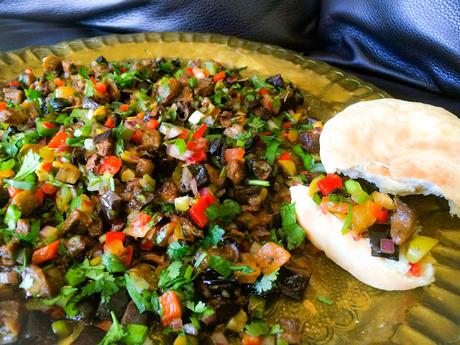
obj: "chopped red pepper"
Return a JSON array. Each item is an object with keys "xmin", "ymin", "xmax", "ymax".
[
  {"xmin": 8, "ymin": 80, "xmax": 20, "ymax": 87},
  {"xmin": 132, "ymin": 212, "xmax": 152, "ymax": 229},
  {"xmin": 0, "ymin": 102, "xmax": 6, "ymax": 111},
  {"xmin": 7, "ymin": 186, "xmax": 22, "ymax": 199},
  {"xmin": 99, "ymin": 156, "xmax": 122, "ymax": 175},
  {"xmin": 224, "ymin": 148, "xmax": 245, "ymax": 163},
  {"xmin": 186, "ymin": 140, "xmax": 207, "ymax": 152},
  {"xmin": 178, "ymin": 128, "xmax": 189, "ymax": 140},
  {"xmin": 54, "ymin": 78, "xmax": 65, "ymax": 87},
  {"xmin": 42, "ymin": 121, "xmax": 55, "ymax": 129},
  {"xmin": 278, "ymin": 151, "xmax": 292, "ymax": 161},
  {"xmin": 119, "ymin": 245, "xmax": 134, "ymax": 266},
  {"xmin": 32, "ymin": 240, "xmax": 60, "ymax": 265},
  {"xmin": 130, "ymin": 130, "xmax": 143, "ymax": 145},
  {"xmin": 104, "ymin": 116, "xmax": 116, "ymax": 128},
  {"xmin": 94, "ymin": 82, "xmax": 107, "ymax": 94},
  {"xmin": 189, "ymin": 190, "xmax": 217, "ymax": 228},
  {"xmin": 41, "ymin": 183, "xmax": 58, "ymax": 195},
  {"xmin": 212, "ymin": 71, "xmax": 226, "ymax": 83},
  {"xmin": 192, "ymin": 124, "xmax": 207, "ymax": 140},
  {"xmin": 41, "ymin": 162, "xmax": 53, "ymax": 172},
  {"xmin": 140, "ymin": 238, "xmax": 154, "ymax": 251},
  {"xmin": 186, "ymin": 67, "xmax": 194, "ymax": 75},
  {"xmin": 146, "ymin": 119, "xmax": 159, "ymax": 130},
  {"xmin": 317, "ymin": 173, "xmax": 343, "ymax": 196},
  {"xmin": 409, "ymin": 262, "xmax": 421, "ymax": 277},
  {"xmin": 121, "ymin": 67, "xmax": 127, "ymax": 73},
  {"xmin": 373, "ymin": 205, "xmax": 389, "ymax": 224},
  {"xmin": 35, "ymin": 189, "xmax": 45, "ymax": 204},
  {"xmin": 187, "ymin": 150, "xmax": 207, "ymax": 164},
  {"xmin": 48, "ymin": 131, "xmax": 71, "ymax": 149},
  {"xmin": 258, "ymin": 88, "xmax": 269, "ymax": 95},
  {"xmin": 282, "ymin": 121, "xmax": 293, "ymax": 129},
  {"xmin": 106, "ymin": 231, "xmax": 126, "ymax": 244},
  {"xmin": 159, "ymin": 291, "xmax": 182, "ymax": 326},
  {"xmin": 119, "ymin": 104, "xmax": 130, "ymax": 112},
  {"xmin": 242, "ymin": 335, "xmax": 262, "ymax": 345}
]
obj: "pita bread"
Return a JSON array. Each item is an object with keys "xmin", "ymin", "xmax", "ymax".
[
  {"xmin": 319, "ymin": 98, "xmax": 460, "ymax": 216},
  {"xmin": 290, "ymin": 185, "xmax": 434, "ymax": 290}
]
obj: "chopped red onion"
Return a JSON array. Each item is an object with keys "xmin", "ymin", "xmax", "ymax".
[
  {"xmin": 170, "ymin": 318, "xmax": 183, "ymax": 330},
  {"xmin": 183, "ymin": 323, "xmax": 198, "ymax": 336},
  {"xmin": 202, "ymin": 313, "xmax": 216, "ymax": 325},
  {"xmin": 166, "ymin": 144, "xmax": 192, "ymax": 161},
  {"xmin": 223, "ymin": 125, "xmax": 244, "ymax": 139},
  {"xmin": 190, "ymin": 178, "xmax": 199, "ymax": 197},
  {"xmin": 380, "ymin": 238, "xmax": 395, "ymax": 254}
]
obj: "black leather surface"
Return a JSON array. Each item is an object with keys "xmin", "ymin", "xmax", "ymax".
[{"xmin": 0, "ymin": 0, "xmax": 458, "ymax": 114}]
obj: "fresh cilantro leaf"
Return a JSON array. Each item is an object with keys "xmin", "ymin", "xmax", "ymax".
[
  {"xmin": 254, "ymin": 269, "xmax": 279, "ymax": 294},
  {"xmin": 124, "ymin": 324, "xmax": 149, "ymax": 345},
  {"xmin": 81, "ymin": 272, "xmax": 122, "ymax": 304},
  {"xmin": 245, "ymin": 320, "xmax": 271, "ymax": 337},
  {"xmin": 201, "ymin": 225, "xmax": 225, "ymax": 249},
  {"xmin": 15, "ymin": 219, "xmax": 40, "ymax": 244},
  {"xmin": 14, "ymin": 150, "xmax": 41, "ymax": 180},
  {"xmin": 205, "ymin": 200, "xmax": 241, "ymax": 224},
  {"xmin": 229, "ymin": 265, "xmax": 255, "ymax": 274},
  {"xmin": 280, "ymin": 202, "xmax": 306, "ymax": 250},
  {"xmin": 65, "ymin": 266, "xmax": 86, "ymax": 286},
  {"xmin": 167, "ymin": 241, "xmax": 194, "ymax": 260},
  {"xmin": 125, "ymin": 272, "xmax": 160, "ymax": 314},
  {"xmin": 102, "ymin": 253, "xmax": 127, "ymax": 273},
  {"xmin": 186, "ymin": 300, "xmax": 215, "ymax": 318},
  {"xmin": 4, "ymin": 175, "xmax": 35, "ymax": 190},
  {"xmin": 78, "ymin": 66, "xmax": 90, "ymax": 79},
  {"xmin": 158, "ymin": 261, "xmax": 183, "ymax": 289},
  {"xmin": 270, "ymin": 324, "xmax": 283, "ymax": 335},
  {"xmin": 84, "ymin": 80, "xmax": 95, "ymax": 97},
  {"xmin": 113, "ymin": 71, "xmax": 138, "ymax": 88},
  {"xmin": 208, "ymin": 255, "xmax": 232, "ymax": 278},
  {"xmin": 5, "ymin": 205, "xmax": 21, "ymax": 230},
  {"xmin": 317, "ymin": 295, "xmax": 334, "ymax": 305},
  {"xmin": 87, "ymin": 173, "xmax": 115, "ymax": 192},
  {"xmin": 98, "ymin": 311, "xmax": 127, "ymax": 345},
  {"xmin": 0, "ymin": 159, "xmax": 15, "ymax": 171},
  {"xmin": 24, "ymin": 88, "xmax": 42, "ymax": 101},
  {"xmin": 261, "ymin": 136, "xmax": 281, "ymax": 165}
]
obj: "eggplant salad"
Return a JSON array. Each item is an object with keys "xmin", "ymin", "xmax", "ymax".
[{"xmin": 0, "ymin": 56, "xmax": 319, "ymax": 345}]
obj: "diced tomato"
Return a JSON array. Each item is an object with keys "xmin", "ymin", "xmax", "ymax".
[
  {"xmin": 212, "ymin": 71, "xmax": 226, "ymax": 83},
  {"xmin": 104, "ymin": 239, "xmax": 126, "ymax": 256},
  {"xmin": 146, "ymin": 119, "xmax": 159, "ymax": 130},
  {"xmin": 7, "ymin": 186, "xmax": 22, "ymax": 198},
  {"xmin": 35, "ymin": 189, "xmax": 45, "ymax": 204},
  {"xmin": 119, "ymin": 104, "xmax": 130, "ymax": 112},
  {"xmin": 178, "ymin": 128, "xmax": 189, "ymax": 139},
  {"xmin": 121, "ymin": 67, "xmax": 127, "ymax": 73},
  {"xmin": 48, "ymin": 131, "xmax": 71, "ymax": 149},
  {"xmin": 31, "ymin": 240, "xmax": 60, "ymax": 265},
  {"xmin": 94, "ymin": 82, "xmax": 107, "ymax": 94},
  {"xmin": 259, "ymin": 131, "xmax": 272, "ymax": 136},
  {"xmin": 317, "ymin": 173, "xmax": 343, "ymax": 196},
  {"xmin": 224, "ymin": 148, "xmax": 245, "ymax": 163},
  {"xmin": 104, "ymin": 116, "xmax": 116, "ymax": 128},
  {"xmin": 187, "ymin": 150, "xmax": 207, "ymax": 164},
  {"xmin": 255, "ymin": 242, "xmax": 291, "ymax": 274},
  {"xmin": 8, "ymin": 80, "xmax": 20, "ymax": 87},
  {"xmin": 409, "ymin": 262, "xmax": 421, "ymax": 277},
  {"xmin": 106, "ymin": 231, "xmax": 125, "ymax": 244},
  {"xmin": 258, "ymin": 88, "xmax": 269, "ymax": 95},
  {"xmin": 282, "ymin": 121, "xmax": 292, "ymax": 128},
  {"xmin": 186, "ymin": 67, "xmax": 194, "ymax": 75},
  {"xmin": 192, "ymin": 124, "xmax": 207, "ymax": 140},
  {"xmin": 42, "ymin": 121, "xmax": 55, "ymax": 129},
  {"xmin": 41, "ymin": 162, "xmax": 53, "ymax": 172},
  {"xmin": 99, "ymin": 156, "xmax": 122, "ymax": 175},
  {"xmin": 242, "ymin": 335, "xmax": 262, "ymax": 345},
  {"xmin": 278, "ymin": 151, "xmax": 292, "ymax": 161},
  {"xmin": 189, "ymin": 191, "xmax": 217, "ymax": 228},
  {"xmin": 372, "ymin": 204, "xmax": 389, "ymax": 224},
  {"xmin": 186, "ymin": 140, "xmax": 207, "ymax": 152},
  {"xmin": 54, "ymin": 78, "xmax": 65, "ymax": 87},
  {"xmin": 140, "ymin": 238, "xmax": 154, "ymax": 251},
  {"xmin": 130, "ymin": 130, "xmax": 143, "ymax": 145},
  {"xmin": 119, "ymin": 244, "xmax": 134, "ymax": 266},
  {"xmin": 159, "ymin": 291, "xmax": 182, "ymax": 327},
  {"xmin": 0, "ymin": 102, "xmax": 6, "ymax": 111},
  {"xmin": 132, "ymin": 212, "xmax": 152, "ymax": 229}
]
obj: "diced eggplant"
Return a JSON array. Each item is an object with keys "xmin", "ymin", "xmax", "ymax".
[
  {"xmin": 21, "ymin": 265, "xmax": 53, "ymax": 298},
  {"xmin": 95, "ymin": 55, "xmax": 108, "ymax": 65},
  {"xmin": 20, "ymin": 311, "xmax": 54, "ymax": 343},
  {"xmin": 227, "ymin": 160, "xmax": 245, "ymax": 185},
  {"xmin": 0, "ymin": 270, "xmax": 19, "ymax": 286},
  {"xmin": 181, "ymin": 164, "xmax": 209, "ymax": 192},
  {"xmin": 15, "ymin": 219, "xmax": 30, "ymax": 236},
  {"xmin": 96, "ymin": 289, "xmax": 130, "ymax": 321},
  {"xmin": 2, "ymin": 88, "xmax": 24, "ymax": 104},
  {"xmin": 0, "ymin": 300, "xmax": 22, "ymax": 344},
  {"xmin": 136, "ymin": 158, "xmax": 155, "ymax": 177},
  {"xmin": 390, "ymin": 199, "xmax": 416, "ymax": 245},
  {"xmin": 93, "ymin": 129, "xmax": 112, "ymax": 144},
  {"xmin": 42, "ymin": 55, "xmax": 62, "ymax": 73},
  {"xmin": 72, "ymin": 325, "xmax": 105, "ymax": 345},
  {"xmin": 265, "ymin": 74, "xmax": 285, "ymax": 88},
  {"xmin": 100, "ymin": 191, "xmax": 122, "ymax": 222},
  {"xmin": 141, "ymin": 129, "xmax": 161, "ymax": 152},
  {"xmin": 299, "ymin": 128, "xmax": 321, "ymax": 154},
  {"xmin": 65, "ymin": 235, "xmax": 92, "ymax": 258},
  {"xmin": 278, "ymin": 267, "xmax": 310, "ymax": 301},
  {"xmin": 246, "ymin": 158, "xmax": 272, "ymax": 180},
  {"xmin": 0, "ymin": 108, "xmax": 29, "ymax": 126},
  {"xmin": 121, "ymin": 301, "xmax": 149, "ymax": 326},
  {"xmin": 94, "ymin": 130, "xmax": 114, "ymax": 156},
  {"xmin": 195, "ymin": 78, "xmax": 213, "ymax": 97},
  {"xmin": 369, "ymin": 224, "xmax": 399, "ymax": 261},
  {"xmin": 59, "ymin": 209, "xmax": 93, "ymax": 235},
  {"xmin": 50, "ymin": 97, "xmax": 71, "ymax": 112},
  {"xmin": 82, "ymin": 97, "xmax": 100, "ymax": 110}
]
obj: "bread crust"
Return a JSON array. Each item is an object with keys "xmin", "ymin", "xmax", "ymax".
[{"xmin": 319, "ymin": 99, "xmax": 460, "ymax": 216}]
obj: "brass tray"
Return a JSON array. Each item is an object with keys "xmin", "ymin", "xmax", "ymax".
[{"xmin": 1, "ymin": 32, "xmax": 459, "ymax": 345}]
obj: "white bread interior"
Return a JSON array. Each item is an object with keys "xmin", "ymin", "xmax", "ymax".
[
  {"xmin": 319, "ymin": 98, "xmax": 460, "ymax": 217},
  {"xmin": 290, "ymin": 185, "xmax": 434, "ymax": 290}
]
